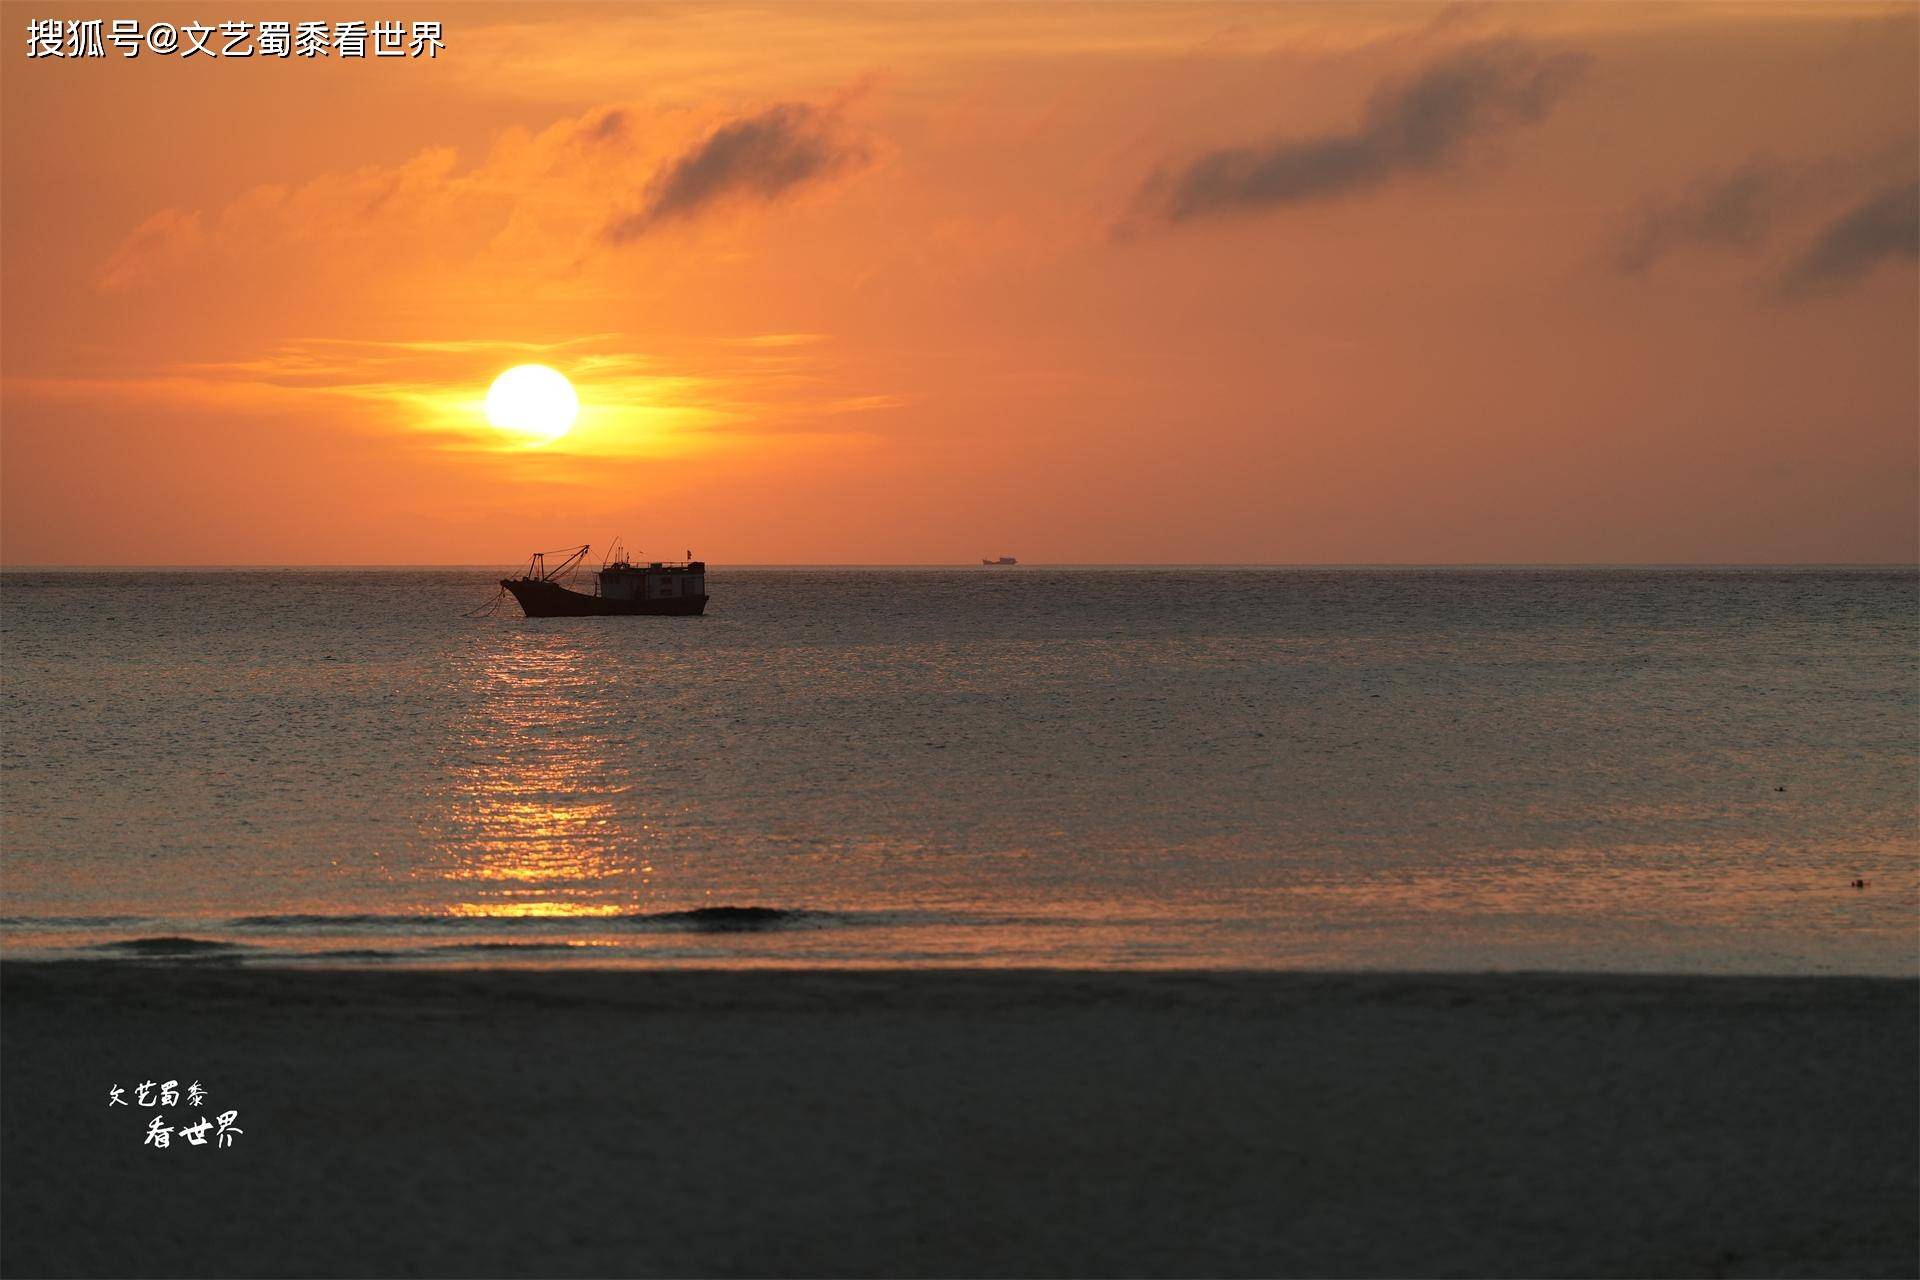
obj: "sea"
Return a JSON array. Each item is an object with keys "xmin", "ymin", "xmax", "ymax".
[{"xmin": 1, "ymin": 567, "xmax": 1914, "ymax": 972}]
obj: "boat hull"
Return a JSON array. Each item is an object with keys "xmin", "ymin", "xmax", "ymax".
[{"xmin": 502, "ymin": 579, "xmax": 707, "ymax": 617}]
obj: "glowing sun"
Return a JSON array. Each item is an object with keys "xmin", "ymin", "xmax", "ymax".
[{"xmin": 484, "ymin": 364, "xmax": 578, "ymax": 443}]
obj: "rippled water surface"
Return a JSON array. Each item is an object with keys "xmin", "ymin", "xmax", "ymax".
[{"xmin": 2, "ymin": 568, "xmax": 1914, "ymax": 971}]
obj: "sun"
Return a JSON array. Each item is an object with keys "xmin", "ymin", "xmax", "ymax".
[{"xmin": 484, "ymin": 364, "xmax": 579, "ymax": 444}]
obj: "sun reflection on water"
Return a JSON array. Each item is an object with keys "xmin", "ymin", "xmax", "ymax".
[
  {"xmin": 443, "ymin": 901, "xmax": 631, "ymax": 919},
  {"xmin": 424, "ymin": 631, "xmax": 655, "ymax": 920}
]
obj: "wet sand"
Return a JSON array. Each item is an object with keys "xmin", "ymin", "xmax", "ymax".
[{"xmin": 2, "ymin": 964, "xmax": 1913, "ymax": 1278}]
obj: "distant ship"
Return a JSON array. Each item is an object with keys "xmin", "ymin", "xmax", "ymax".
[
  {"xmin": 981, "ymin": 556, "xmax": 1018, "ymax": 565},
  {"xmin": 502, "ymin": 544, "xmax": 708, "ymax": 617}
]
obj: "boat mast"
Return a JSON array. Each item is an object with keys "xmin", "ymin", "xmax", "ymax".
[
  {"xmin": 541, "ymin": 544, "xmax": 591, "ymax": 581},
  {"xmin": 523, "ymin": 544, "xmax": 591, "ymax": 582}
]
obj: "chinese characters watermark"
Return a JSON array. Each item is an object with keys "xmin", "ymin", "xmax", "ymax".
[
  {"xmin": 109, "ymin": 1079, "xmax": 246, "ymax": 1150},
  {"xmin": 26, "ymin": 19, "xmax": 443, "ymax": 59}
]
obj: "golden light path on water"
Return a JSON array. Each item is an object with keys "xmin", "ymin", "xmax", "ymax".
[{"xmin": 429, "ymin": 630, "xmax": 652, "ymax": 922}]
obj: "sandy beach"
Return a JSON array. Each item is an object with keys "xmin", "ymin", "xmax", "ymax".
[{"xmin": 1, "ymin": 963, "xmax": 1913, "ymax": 1278}]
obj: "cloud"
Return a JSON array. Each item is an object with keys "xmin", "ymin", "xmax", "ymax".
[
  {"xmin": 1142, "ymin": 38, "xmax": 1589, "ymax": 225},
  {"xmin": 580, "ymin": 109, "xmax": 629, "ymax": 145},
  {"xmin": 1611, "ymin": 152, "xmax": 1918, "ymax": 298},
  {"xmin": 93, "ymin": 209, "xmax": 205, "ymax": 293},
  {"xmin": 1778, "ymin": 182, "xmax": 1919, "ymax": 298},
  {"xmin": 7, "ymin": 330, "xmax": 895, "ymax": 458},
  {"xmin": 91, "ymin": 95, "xmax": 868, "ymax": 299},
  {"xmin": 1611, "ymin": 161, "xmax": 1793, "ymax": 274},
  {"xmin": 602, "ymin": 102, "xmax": 865, "ymax": 243},
  {"xmin": 1609, "ymin": 138, "xmax": 1919, "ymax": 294}
]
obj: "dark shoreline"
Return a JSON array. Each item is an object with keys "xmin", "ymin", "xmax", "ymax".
[{"xmin": 4, "ymin": 963, "xmax": 1915, "ymax": 1278}]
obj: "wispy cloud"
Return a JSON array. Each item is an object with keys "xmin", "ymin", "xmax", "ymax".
[
  {"xmin": 91, "ymin": 93, "xmax": 870, "ymax": 299},
  {"xmin": 579, "ymin": 108, "xmax": 629, "ymax": 145},
  {"xmin": 1611, "ymin": 161, "xmax": 1795, "ymax": 275},
  {"xmin": 1138, "ymin": 38, "xmax": 1589, "ymax": 226},
  {"xmin": 602, "ymin": 102, "xmax": 867, "ymax": 243},
  {"xmin": 5, "ymin": 332, "xmax": 896, "ymax": 457},
  {"xmin": 1778, "ymin": 182, "xmax": 1920, "ymax": 299},
  {"xmin": 94, "ymin": 209, "xmax": 205, "ymax": 294},
  {"xmin": 1608, "ymin": 148, "xmax": 1918, "ymax": 299}
]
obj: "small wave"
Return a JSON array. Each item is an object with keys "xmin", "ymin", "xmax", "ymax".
[
  {"xmin": 229, "ymin": 905, "xmax": 846, "ymax": 933},
  {"xmin": 94, "ymin": 936, "xmax": 251, "ymax": 957},
  {"xmin": 648, "ymin": 906, "xmax": 815, "ymax": 932}
]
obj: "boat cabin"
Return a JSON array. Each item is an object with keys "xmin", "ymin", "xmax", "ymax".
[{"xmin": 598, "ymin": 559, "xmax": 706, "ymax": 602}]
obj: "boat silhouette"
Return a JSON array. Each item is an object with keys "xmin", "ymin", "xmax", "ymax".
[{"xmin": 501, "ymin": 544, "xmax": 708, "ymax": 617}]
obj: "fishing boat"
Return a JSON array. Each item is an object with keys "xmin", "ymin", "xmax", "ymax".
[
  {"xmin": 501, "ymin": 544, "xmax": 708, "ymax": 617},
  {"xmin": 981, "ymin": 555, "xmax": 1018, "ymax": 565}
]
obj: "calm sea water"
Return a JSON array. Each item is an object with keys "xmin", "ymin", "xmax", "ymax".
[{"xmin": 1, "ymin": 568, "xmax": 1914, "ymax": 972}]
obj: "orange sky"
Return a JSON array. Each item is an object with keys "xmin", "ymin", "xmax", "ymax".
[{"xmin": 3, "ymin": 1, "xmax": 1915, "ymax": 565}]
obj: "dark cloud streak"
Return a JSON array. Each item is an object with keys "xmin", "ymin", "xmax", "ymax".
[
  {"xmin": 1609, "ymin": 143, "xmax": 1917, "ymax": 299},
  {"xmin": 602, "ymin": 103, "xmax": 863, "ymax": 243},
  {"xmin": 1778, "ymin": 182, "xmax": 1920, "ymax": 298},
  {"xmin": 1147, "ymin": 39, "xmax": 1589, "ymax": 224},
  {"xmin": 1611, "ymin": 162, "xmax": 1791, "ymax": 274},
  {"xmin": 582, "ymin": 110, "xmax": 628, "ymax": 145}
]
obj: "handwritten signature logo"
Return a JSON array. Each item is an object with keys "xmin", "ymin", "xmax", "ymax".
[{"xmin": 108, "ymin": 1080, "xmax": 245, "ymax": 1150}]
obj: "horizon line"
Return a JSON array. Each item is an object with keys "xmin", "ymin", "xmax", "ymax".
[{"xmin": 3, "ymin": 561, "xmax": 1917, "ymax": 571}]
